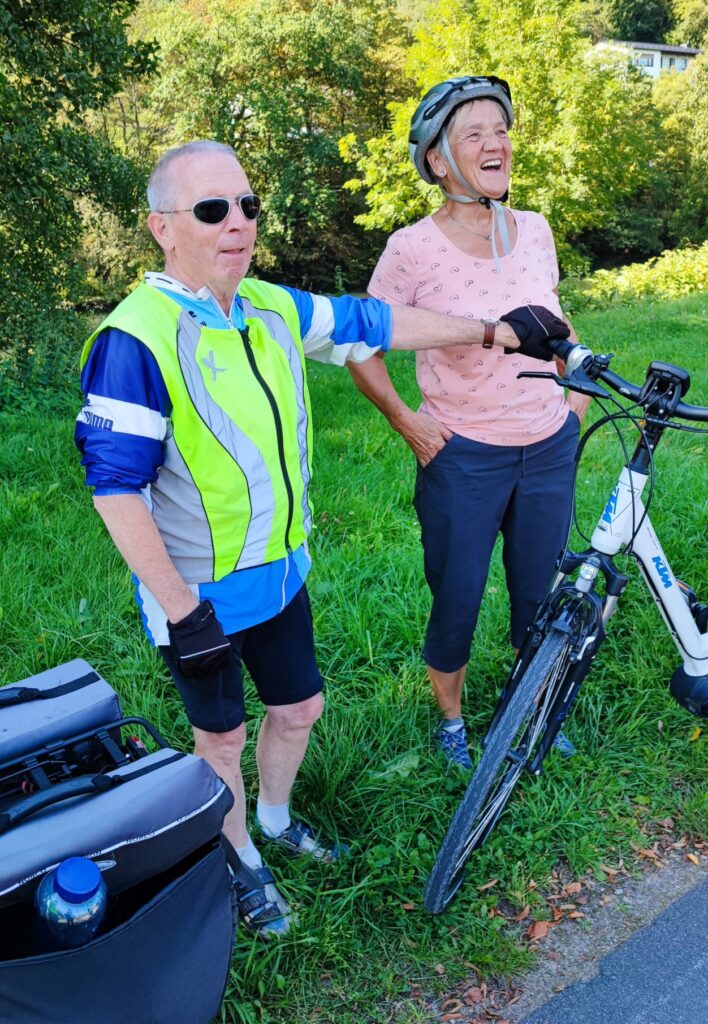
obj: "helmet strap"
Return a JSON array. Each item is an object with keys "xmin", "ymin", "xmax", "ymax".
[{"xmin": 437, "ymin": 128, "xmax": 512, "ymax": 269}]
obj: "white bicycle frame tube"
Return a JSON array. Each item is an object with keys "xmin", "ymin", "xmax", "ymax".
[{"xmin": 590, "ymin": 467, "xmax": 707, "ymax": 675}]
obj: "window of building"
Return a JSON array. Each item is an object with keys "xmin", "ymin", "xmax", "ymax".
[{"xmin": 638, "ymin": 53, "xmax": 654, "ymax": 67}]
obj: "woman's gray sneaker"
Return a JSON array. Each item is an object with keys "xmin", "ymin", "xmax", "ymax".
[{"xmin": 436, "ymin": 723, "xmax": 473, "ymax": 769}]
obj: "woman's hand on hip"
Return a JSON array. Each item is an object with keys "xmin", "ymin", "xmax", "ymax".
[{"xmin": 397, "ymin": 410, "xmax": 454, "ymax": 466}]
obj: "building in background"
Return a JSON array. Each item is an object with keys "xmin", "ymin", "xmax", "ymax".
[{"xmin": 596, "ymin": 40, "xmax": 701, "ymax": 79}]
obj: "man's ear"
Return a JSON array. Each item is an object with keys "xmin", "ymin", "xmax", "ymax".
[{"xmin": 147, "ymin": 211, "xmax": 173, "ymax": 254}]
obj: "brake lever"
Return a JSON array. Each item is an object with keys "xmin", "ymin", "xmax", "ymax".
[{"xmin": 517, "ymin": 370, "xmax": 610, "ymax": 400}]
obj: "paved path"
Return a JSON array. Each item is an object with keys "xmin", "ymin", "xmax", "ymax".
[{"xmin": 519, "ymin": 876, "xmax": 708, "ymax": 1024}]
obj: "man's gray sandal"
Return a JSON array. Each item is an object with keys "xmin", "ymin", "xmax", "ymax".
[{"xmin": 256, "ymin": 818, "xmax": 347, "ymax": 864}]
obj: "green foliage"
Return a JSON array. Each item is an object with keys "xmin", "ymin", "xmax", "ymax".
[
  {"xmin": 603, "ymin": 0, "xmax": 675, "ymax": 43},
  {"xmin": 1, "ymin": 294, "xmax": 706, "ymax": 1021},
  {"xmin": 668, "ymin": 0, "xmax": 708, "ymax": 46},
  {"xmin": 653, "ymin": 53, "xmax": 708, "ymax": 247},
  {"xmin": 125, "ymin": 0, "xmax": 412, "ymax": 289},
  {"xmin": 558, "ymin": 240, "xmax": 708, "ymax": 311},
  {"xmin": 344, "ymin": 0, "xmax": 663, "ymax": 274},
  {"xmin": 0, "ymin": 0, "xmax": 157, "ymax": 404}
]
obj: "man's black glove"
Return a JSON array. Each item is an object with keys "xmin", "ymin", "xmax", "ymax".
[
  {"xmin": 500, "ymin": 305, "xmax": 570, "ymax": 361},
  {"xmin": 167, "ymin": 599, "xmax": 231, "ymax": 678}
]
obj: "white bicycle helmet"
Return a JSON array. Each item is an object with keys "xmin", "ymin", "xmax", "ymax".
[
  {"xmin": 408, "ymin": 75, "xmax": 515, "ymax": 263},
  {"xmin": 409, "ymin": 75, "xmax": 514, "ymax": 186}
]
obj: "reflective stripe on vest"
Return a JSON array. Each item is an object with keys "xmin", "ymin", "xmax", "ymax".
[
  {"xmin": 241, "ymin": 298, "xmax": 312, "ymax": 536},
  {"xmin": 175, "ymin": 310, "xmax": 276, "ymax": 568}
]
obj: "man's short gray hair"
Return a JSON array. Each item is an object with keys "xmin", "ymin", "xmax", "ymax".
[{"xmin": 147, "ymin": 141, "xmax": 238, "ymax": 212}]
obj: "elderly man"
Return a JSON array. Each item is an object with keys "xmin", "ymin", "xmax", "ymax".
[{"xmin": 75, "ymin": 140, "xmax": 565, "ymax": 938}]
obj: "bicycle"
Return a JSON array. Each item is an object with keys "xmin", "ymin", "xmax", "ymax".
[{"xmin": 424, "ymin": 340, "xmax": 708, "ymax": 914}]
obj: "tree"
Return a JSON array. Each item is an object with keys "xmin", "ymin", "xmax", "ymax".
[
  {"xmin": 573, "ymin": 0, "xmax": 675, "ymax": 44},
  {"xmin": 0, "ymin": 0, "xmax": 156, "ymax": 403},
  {"xmin": 653, "ymin": 53, "xmax": 708, "ymax": 246},
  {"xmin": 605, "ymin": 0, "xmax": 674, "ymax": 42},
  {"xmin": 668, "ymin": 0, "xmax": 708, "ymax": 47},
  {"xmin": 344, "ymin": 0, "xmax": 662, "ymax": 273},
  {"xmin": 123, "ymin": 0, "xmax": 412, "ymax": 290}
]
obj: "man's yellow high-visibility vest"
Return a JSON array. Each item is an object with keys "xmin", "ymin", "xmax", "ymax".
[{"xmin": 82, "ymin": 280, "xmax": 314, "ymax": 583}]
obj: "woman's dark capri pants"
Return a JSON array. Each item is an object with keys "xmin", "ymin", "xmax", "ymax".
[{"xmin": 413, "ymin": 411, "xmax": 580, "ymax": 673}]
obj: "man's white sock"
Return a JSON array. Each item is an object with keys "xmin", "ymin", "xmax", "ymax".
[
  {"xmin": 256, "ymin": 800, "xmax": 291, "ymax": 838},
  {"xmin": 235, "ymin": 835, "xmax": 263, "ymax": 870}
]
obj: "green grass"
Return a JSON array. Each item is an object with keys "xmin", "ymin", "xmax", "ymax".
[{"xmin": 1, "ymin": 294, "xmax": 706, "ymax": 1022}]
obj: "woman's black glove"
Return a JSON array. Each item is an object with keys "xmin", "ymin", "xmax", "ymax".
[
  {"xmin": 500, "ymin": 305, "xmax": 570, "ymax": 361},
  {"xmin": 167, "ymin": 599, "xmax": 231, "ymax": 677}
]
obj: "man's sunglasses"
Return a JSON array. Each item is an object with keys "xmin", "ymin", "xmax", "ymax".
[
  {"xmin": 423, "ymin": 76, "xmax": 512, "ymax": 121},
  {"xmin": 160, "ymin": 194, "xmax": 262, "ymax": 224}
]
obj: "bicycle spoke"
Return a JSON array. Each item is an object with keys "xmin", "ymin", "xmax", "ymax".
[{"xmin": 424, "ymin": 630, "xmax": 573, "ymax": 913}]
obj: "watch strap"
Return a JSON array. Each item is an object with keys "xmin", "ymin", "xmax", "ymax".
[{"xmin": 482, "ymin": 320, "xmax": 497, "ymax": 349}]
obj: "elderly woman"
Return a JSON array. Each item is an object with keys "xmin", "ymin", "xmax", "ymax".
[{"xmin": 349, "ymin": 75, "xmax": 588, "ymax": 767}]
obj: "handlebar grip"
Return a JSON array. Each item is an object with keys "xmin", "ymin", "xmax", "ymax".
[{"xmin": 548, "ymin": 338, "xmax": 574, "ymax": 361}]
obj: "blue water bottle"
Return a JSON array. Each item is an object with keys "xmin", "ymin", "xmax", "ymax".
[{"xmin": 34, "ymin": 856, "xmax": 108, "ymax": 949}]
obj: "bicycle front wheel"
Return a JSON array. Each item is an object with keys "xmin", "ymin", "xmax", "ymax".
[{"xmin": 424, "ymin": 629, "xmax": 571, "ymax": 914}]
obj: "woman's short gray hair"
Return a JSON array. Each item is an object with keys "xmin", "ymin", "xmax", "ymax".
[{"xmin": 147, "ymin": 141, "xmax": 238, "ymax": 212}]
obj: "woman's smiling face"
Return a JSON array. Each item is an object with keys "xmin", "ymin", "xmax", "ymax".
[{"xmin": 429, "ymin": 98, "xmax": 512, "ymax": 199}]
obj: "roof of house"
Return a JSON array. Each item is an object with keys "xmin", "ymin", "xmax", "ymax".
[{"xmin": 614, "ymin": 40, "xmax": 701, "ymax": 56}]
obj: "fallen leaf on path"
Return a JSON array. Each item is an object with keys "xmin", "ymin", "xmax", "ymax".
[
  {"xmin": 689, "ymin": 726, "xmax": 702, "ymax": 742},
  {"xmin": 435, "ymin": 963, "xmax": 446, "ymax": 975},
  {"xmin": 686, "ymin": 853, "xmax": 701, "ymax": 866},
  {"xmin": 401, "ymin": 903, "xmax": 416, "ymax": 911},
  {"xmin": 509, "ymin": 904, "xmax": 530, "ymax": 921},
  {"xmin": 440, "ymin": 1015, "xmax": 463, "ymax": 1022},
  {"xmin": 568, "ymin": 911, "xmax": 585, "ymax": 919},
  {"xmin": 477, "ymin": 878, "xmax": 499, "ymax": 891},
  {"xmin": 441, "ymin": 999, "xmax": 462, "ymax": 1013},
  {"xmin": 463, "ymin": 987, "xmax": 483, "ymax": 1004},
  {"xmin": 526, "ymin": 920, "xmax": 550, "ymax": 941},
  {"xmin": 632, "ymin": 845, "xmax": 660, "ymax": 860},
  {"xmin": 564, "ymin": 881, "xmax": 583, "ymax": 894}
]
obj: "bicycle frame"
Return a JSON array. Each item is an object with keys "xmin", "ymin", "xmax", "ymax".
[
  {"xmin": 490, "ymin": 432, "xmax": 707, "ymax": 773},
  {"xmin": 589, "ymin": 465, "xmax": 707, "ymax": 675}
]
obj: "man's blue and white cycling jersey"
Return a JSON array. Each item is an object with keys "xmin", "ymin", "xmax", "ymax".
[{"xmin": 76, "ymin": 273, "xmax": 392, "ymax": 645}]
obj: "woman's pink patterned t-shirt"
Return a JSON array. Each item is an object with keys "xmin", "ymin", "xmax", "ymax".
[{"xmin": 368, "ymin": 210, "xmax": 569, "ymax": 446}]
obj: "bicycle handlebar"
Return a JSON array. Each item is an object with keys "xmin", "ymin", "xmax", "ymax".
[{"xmin": 548, "ymin": 339, "xmax": 708, "ymax": 422}]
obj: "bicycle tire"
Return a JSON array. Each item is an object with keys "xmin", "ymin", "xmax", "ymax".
[{"xmin": 424, "ymin": 629, "xmax": 572, "ymax": 914}]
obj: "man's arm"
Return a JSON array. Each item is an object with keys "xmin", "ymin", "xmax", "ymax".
[
  {"xmin": 388, "ymin": 305, "xmax": 518, "ymax": 351},
  {"xmin": 93, "ymin": 493, "xmax": 199, "ymax": 622},
  {"xmin": 347, "ymin": 353, "xmax": 450, "ymax": 467}
]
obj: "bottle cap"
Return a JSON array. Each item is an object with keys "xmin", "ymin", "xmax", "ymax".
[{"xmin": 54, "ymin": 857, "xmax": 102, "ymax": 903}]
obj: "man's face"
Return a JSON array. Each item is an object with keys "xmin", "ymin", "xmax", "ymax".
[{"xmin": 148, "ymin": 151, "xmax": 258, "ymax": 298}]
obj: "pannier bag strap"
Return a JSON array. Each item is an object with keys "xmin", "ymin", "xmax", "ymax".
[
  {"xmin": 0, "ymin": 671, "xmax": 100, "ymax": 708},
  {"xmin": 0, "ymin": 752, "xmax": 185, "ymax": 834}
]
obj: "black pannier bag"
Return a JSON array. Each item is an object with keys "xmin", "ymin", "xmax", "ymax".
[{"xmin": 0, "ymin": 659, "xmax": 237, "ymax": 1024}]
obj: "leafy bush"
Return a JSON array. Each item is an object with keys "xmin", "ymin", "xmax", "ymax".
[
  {"xmin": 559, "ymin": 242, "xmax": 708, "ymax": 313},
  {"xmin": 0, "ymin": 309, "xmax": 86, "ymax": 414}
]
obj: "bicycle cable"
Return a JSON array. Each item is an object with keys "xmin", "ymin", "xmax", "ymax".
[{"xmin": 563, "ymin": 395, "xmax": 657, "ymax": 559}]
